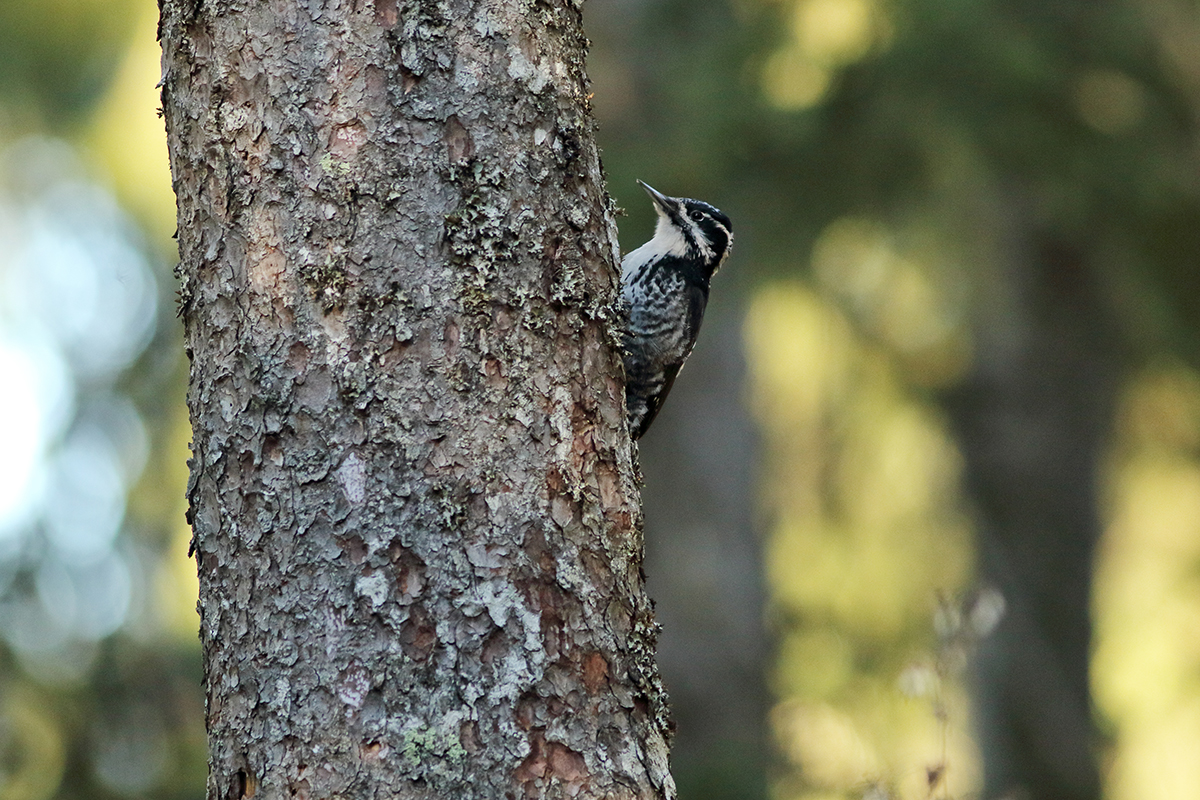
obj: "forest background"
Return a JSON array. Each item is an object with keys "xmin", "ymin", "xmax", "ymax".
[{"xmin": 2, "ymin": 0, "xmax": 1200, "ymax": 798}]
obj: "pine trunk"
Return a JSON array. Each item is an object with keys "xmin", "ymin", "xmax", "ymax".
[{"xmin": 158, "ymin": 2, "xmax": 673, "ymax": 798}]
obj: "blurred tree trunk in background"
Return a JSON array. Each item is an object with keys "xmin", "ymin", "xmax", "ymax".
[
  {"xmin": 640, "ymin": 300, "xmax": 768, "ymax": 800},
  {"xmin": 158, "ymin": 1, "xmax": 676, "ymax": 798},
  {"xmin": 944, "ymin": 200, "xmax": 1118, "ymax": 800}
]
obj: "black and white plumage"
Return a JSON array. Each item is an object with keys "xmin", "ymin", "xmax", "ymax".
[{"xmin": 621, "ymin": 180, "xmax": 733, "ymax": 440}]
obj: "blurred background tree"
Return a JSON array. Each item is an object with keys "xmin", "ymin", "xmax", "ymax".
[{"xmin": 3, "ymin": 0, "xmax": 1200, "ymax": 799}]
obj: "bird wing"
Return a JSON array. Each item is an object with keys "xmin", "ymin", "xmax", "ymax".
[{"xmin": 629, "ymin": 280, "xmax": 708, "ymax": 439}]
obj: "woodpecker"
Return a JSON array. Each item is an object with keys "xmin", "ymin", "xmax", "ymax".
[{"xmin": 621, "ymin": 180, "xmax": 733, "ymax": 439}]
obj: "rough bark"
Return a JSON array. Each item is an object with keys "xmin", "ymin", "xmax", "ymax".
[
  {"xmin": 158, "ymin": 2, "xmax": 673, "ymax": 799},
  {"xmin": 944, "ymin": 202, "xmax": 1117, "ymax": 800}
]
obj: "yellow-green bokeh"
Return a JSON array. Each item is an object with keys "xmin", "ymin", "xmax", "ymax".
[
  {"xmin": 753, "ymin": 213, "xmax": 1200, "ymax": 799},
  {"xmin": 759, "ymin": 0, "xmax": 890, "ymax": 110},
  {"xmin": 746, "ymin": 276, "xmax": 977, "ymax": 800},
  {"xmin": 84, "ymin": 2, "xmax": 177, "ymax": 249},
  {"xmin": 1094, "ymin": 364, "xmax": 1200, "ymax": 800}
]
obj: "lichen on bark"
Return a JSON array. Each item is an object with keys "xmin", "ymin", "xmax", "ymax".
[{"xmin": 159, "ymin": 0, "xmax": 673, "ymax": 798}]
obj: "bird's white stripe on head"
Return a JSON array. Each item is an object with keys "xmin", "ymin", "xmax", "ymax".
[
  {"xmin": 710, "ymin": 222, "xmax": 732, "ymax": 272},
  {"xmin": 684, "ymin": 216, "xmax": 716, "ymax": 260}
]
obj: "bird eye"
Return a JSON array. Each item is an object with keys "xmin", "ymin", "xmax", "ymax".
[{"xmin": 689, "ymin": 210, "xmax": 704, "ymax": 221}]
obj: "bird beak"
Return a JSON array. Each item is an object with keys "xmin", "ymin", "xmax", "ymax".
[{"xmin": 637, "ymin": 180, "xmax": 673, "ymax": 214}]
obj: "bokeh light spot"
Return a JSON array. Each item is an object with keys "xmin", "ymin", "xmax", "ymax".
[
  {"xmin": 762, "ymin": 48, "xmax": 832, "ymax": 110},
  {"xmin": 0, "ymin": 342, "xmax": 69, "ymax": 531},
  {"xmin": 792, "ymin": 0, "xmax": 876, "ymax": 67},
  {"xmin": 1075, "ymin": 68, "xmax": 1146, "ymax": 136},
  {"xmin": 1093, "ymin": 364, "xmax": 1200, "ymax": 800},
  {"xmin": 0, "ymin": 689, "xmax": 67, "ymax": 800}
]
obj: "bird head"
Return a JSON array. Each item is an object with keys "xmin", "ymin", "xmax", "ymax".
[{"xmin": 638, "ymin": 180, "xmax": 733, "ymax": 275}]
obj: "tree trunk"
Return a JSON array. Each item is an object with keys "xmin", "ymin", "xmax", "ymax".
[
  {"xmin": 943, "ymin": 200, "xmax": 1117, "ymax": 800},
  {"xmin": 158, "ymin": 2, "xmax": 673, "ymax": 799}
]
